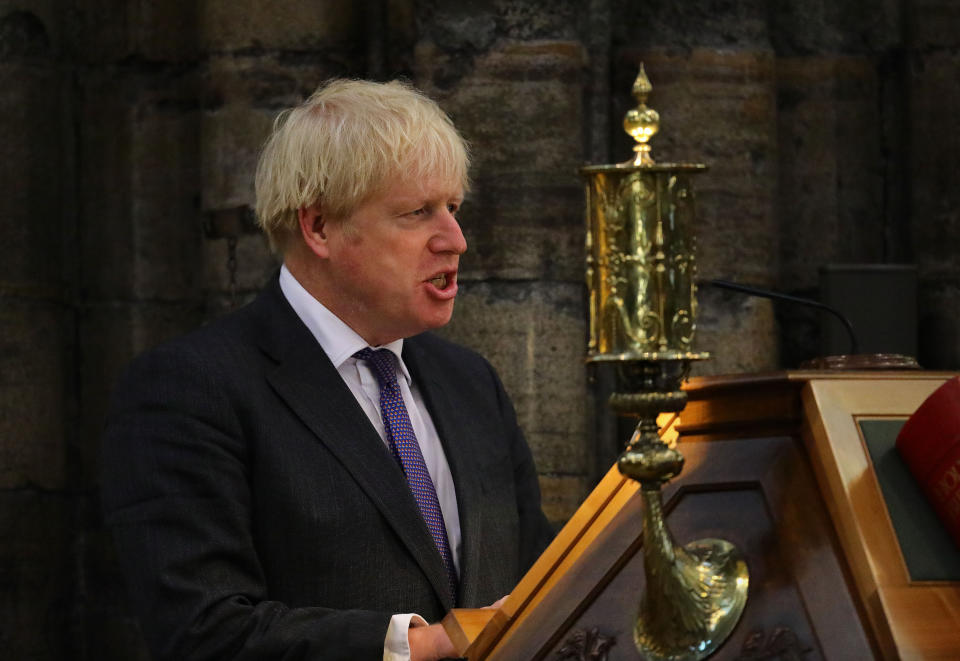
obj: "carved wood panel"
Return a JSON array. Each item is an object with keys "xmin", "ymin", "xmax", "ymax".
[{"xmin": 490, "ymin": 435, "xmax": 877, "ymax": 660}]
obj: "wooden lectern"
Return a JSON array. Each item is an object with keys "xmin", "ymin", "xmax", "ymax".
[{"xmin": 445, "ymin": 371, "xmax": 960, "ymax": 660}]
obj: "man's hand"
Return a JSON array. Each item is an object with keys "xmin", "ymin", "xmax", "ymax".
[
  {"xmin": 408, "ymin": 622, "xmax": 457, "ymax": 661},
  {"xmin": 484, "ymin": 595, "xmax": 509, "ymax": 610},
  {"xmin": 407, "ymin": 596, "xmax": 508, "ymax": 661}
]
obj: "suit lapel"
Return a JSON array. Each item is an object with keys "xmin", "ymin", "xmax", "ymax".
[
  {"xmin": 403, "ymin": 338, "xmax": 485, "ymax": 608},
  {"xmin": 252, "ymin": 280, "xmax": 455, "ymax": 610}
]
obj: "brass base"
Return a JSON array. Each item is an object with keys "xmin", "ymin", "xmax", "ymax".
[
  {"xmin": 611, "ymin": 357, "xmax": 748, "ymax": 660},
  {"xmin": 634, "ymin": 529, "xmax": 749, "ymax": 661}
]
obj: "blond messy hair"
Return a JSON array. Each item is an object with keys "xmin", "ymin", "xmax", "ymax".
[{"xmin": 254, "ymin": 79, "xmax": 470, "ymax": 253}]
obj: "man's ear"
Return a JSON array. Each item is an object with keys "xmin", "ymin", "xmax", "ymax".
[{"xmin": 298, "ymin": 203, "xmax": 330, "ymax": 258}]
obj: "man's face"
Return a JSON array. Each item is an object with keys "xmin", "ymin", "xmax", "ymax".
[{"xmin": 320, "ymin": 176, "xmax": 467, "ymax": 346}]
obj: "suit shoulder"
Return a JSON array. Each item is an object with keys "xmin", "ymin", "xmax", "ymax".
[
  {"xmin": 404, "ymin": 332, "xmax": 510, "ymax": 404},
  {"xmin": 121, "ymin": 304, "xmax": 260, "ymax": 382}
]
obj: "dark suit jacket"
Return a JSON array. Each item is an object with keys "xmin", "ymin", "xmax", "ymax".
[{"xmin": 101, "ymin": 277, "xmax": 554, "ymax": 661}]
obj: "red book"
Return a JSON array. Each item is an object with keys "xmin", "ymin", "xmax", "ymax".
[{"xmin": 896, "ymin": 376, "xmax": 960, "ymax": 549}]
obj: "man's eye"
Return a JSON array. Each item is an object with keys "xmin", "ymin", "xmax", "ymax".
[
  {"xmin": 447, "ymin": 203, "xmax": 460, "ymax": 215},
  {"xmin": 410, "ymin": 207, "xmax": 427, "ymax": 216}
]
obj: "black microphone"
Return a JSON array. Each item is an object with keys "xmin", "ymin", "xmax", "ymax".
[{"xmin": 701, "ymin": 279, "xmax": 859, "ymax": 356}]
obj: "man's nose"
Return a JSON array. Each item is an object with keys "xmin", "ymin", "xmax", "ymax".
[{"xmin": 431, "ymin": 209, "xmax": 468, "ymax": 255}]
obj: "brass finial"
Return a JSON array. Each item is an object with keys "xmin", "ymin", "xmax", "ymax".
[{"xmin": 623, "ymin": 63, "xmax": 660, "ymax": 166}]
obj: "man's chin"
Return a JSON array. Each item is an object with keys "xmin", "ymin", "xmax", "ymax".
[{"xmin": 420, "ymin": 302, "xmax": 456, "ymax": 333}]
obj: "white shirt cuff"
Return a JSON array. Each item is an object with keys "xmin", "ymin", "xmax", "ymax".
[{"xmin": 383, "ymin": 612, "xmax": 429, "ymax": 661}]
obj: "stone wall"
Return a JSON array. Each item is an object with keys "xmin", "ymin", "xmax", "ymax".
[
  {"xmin": 1, "ymin": 5, "xmax": 74, "ymax": 657},
  {"xmin": 1, "ymin": 0, "xmax": 958, "ymax": 657}
]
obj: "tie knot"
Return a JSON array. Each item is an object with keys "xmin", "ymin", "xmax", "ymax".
[{"xmin": 353, "ymin": 348, "xmax": 399, "ymax": 388}]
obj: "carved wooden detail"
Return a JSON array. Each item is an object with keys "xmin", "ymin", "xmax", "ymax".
[
  {"xmin": 555, "ymin": 627, "xmax": 616, "ymax": 661},
  {"xmin": 735, "ymin": 627, "xmax": 812, "ymax": 660}
]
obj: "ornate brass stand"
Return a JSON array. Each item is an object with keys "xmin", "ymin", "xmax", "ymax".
[{"xmin": 581, "ymin": 66, "xmax": 748, "ymax": 661}]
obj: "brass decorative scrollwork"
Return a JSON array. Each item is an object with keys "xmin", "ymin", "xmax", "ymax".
[{"xmin": 584, "ymin": 167, "xmax": 707, "ymax": 361}]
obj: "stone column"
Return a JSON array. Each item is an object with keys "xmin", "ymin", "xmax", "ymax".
[
  {"xmin": 414, "ymin": 2, "xmax": 593, "ymax": 523},
  {"xmin": 74, "ymin": 3, "xmax": 203, "ymax": 656},
  {"xmin": 770, "ymin": 0, "xmax": 904, "ymax": 365},
  {"xmin": 906, "ymin": 0, "xmax": 960, "ymax": 368},
  {"xmin": 0, "ymin": 5, "xmax": 71, "ymax": 658}
]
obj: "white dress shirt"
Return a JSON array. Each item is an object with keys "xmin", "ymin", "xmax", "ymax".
[{"xmin": 278, "ymin": 265, "xmax": 461, "ymax": 660}]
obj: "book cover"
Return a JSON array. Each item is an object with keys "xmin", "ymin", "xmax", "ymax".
[{"xmin": 896, "ymin": 376, "xmax": 960, "ymax": 549}]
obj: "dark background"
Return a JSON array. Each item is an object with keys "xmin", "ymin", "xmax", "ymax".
[{"xmin": 1, "ymin": 0, "xmax": 958, "ymax": 657}]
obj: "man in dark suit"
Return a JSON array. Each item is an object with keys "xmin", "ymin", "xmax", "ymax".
[{"xmin": 101, "ymin": 79, "xmax": 554, "ymax": 661}]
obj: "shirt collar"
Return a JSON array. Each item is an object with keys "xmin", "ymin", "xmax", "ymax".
[{"xmin": 278, "ymin": 264, "xmax": 411, "ymax": 385}]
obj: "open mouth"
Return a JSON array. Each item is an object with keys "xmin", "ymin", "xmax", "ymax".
[{"xmin": 428, "ymin": 273, "xmax": 450, "ymax": 289}]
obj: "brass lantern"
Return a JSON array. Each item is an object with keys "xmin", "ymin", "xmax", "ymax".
[{"xmin": 580, "ymin": 64, "xmax": 748, "ymax": 661}]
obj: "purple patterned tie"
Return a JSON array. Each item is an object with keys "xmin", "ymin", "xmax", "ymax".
[{"xmin": 353, "ymin": 348, "xmax": 458, "ymax": 600}]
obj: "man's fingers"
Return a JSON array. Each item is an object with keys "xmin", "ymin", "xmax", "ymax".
[{"xmin": 485, "ymin": 595, "xmax": 509, "ymax": 610}]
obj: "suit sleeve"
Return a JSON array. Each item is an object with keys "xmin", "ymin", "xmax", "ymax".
[{"xmin": 100, "ymin": 344, "xmax": 391, "ymax": 661}]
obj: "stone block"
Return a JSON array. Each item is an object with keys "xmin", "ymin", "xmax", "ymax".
[
  {"xmin": 0, "ymin": 61, "xmax": 65, "ymax": 288},
  {"xmin": 820, "ymin": 57, "xmax": 888, "ymax": 260},
  {"xmin": 458, "ymin": 186, "xmax": 585, "ymax": 283},
  {"xmin": 77, "ymin": 73, "xmax": 136, "ymax": 299},
  {"xmin": 0, "ymin": 299, "xmax": 67, "ymax": 490},
  {"xmin": 538, "ymin": 474, "xmax": 588, "ymax": 526},
  {"xmin": 767, "ymin": 0, "xmax": 901, "ymax": 54},
  {"xmin": 133, "ymin": 1, "xmax": 199, "ymax": 62},
  {"xmin": 495, "ymin": 0, "xmax": 582, "ymax": 41},
  {"xmin": 418, "ymin": 0, "xmax": 584, "ymax": 50},
  {"xmin": 416, "ymin": 40, "xmax": 587, "ymax": 283},
  {"xmin": 200, "ymin": 231, "xmax": 277, "ymax": 298},
  {"xmin": 129, "ymin": 106, "xmax": 204, "ymax": 300},
  {"xmin": 415, "ymin": 3, "xmax": 497, "ymax": 56},
  {"xmin": 420, "ymin": 40, "xmax": 585, "ymax": 176},
  {"xmin": 202, "ymin": 55, "xmax": 338, "ymax": 111},
  {"xmin": 613, "ymin": 0, "xmax": 770, "ymax": 51},
  {"xmin": 201, "ymin": 104, "xmax": 273, "ymax": 211},
  {"xmin": 0, "ymin": 3, "xmax": 59, "ymax": 56},
  {"xmin": 907, "ymin": 0, "xmax": 960, "ymax": 48},
  {"xmin": 70, "ymin": 0, "xmax": 132, "ymax": 62},
  {"xmin": 79, "ymin": 69, "xmax": 204, "ymax": 302},
  {"xmin": 776, "ymin": 56, "xmax": 887, "ymax": 288},
  {"xmin": 70, "ymin": 0, "xmax": 198, "ymax": 63},
  {"xmin": 438, "ymin": 281, "xmax": 588, "ymax": 476},
  {"xmin": 0, "ymin": 490, "xmax": 71, "ymax": 658},
  {"xmin": 200, "ymin": 0, "xmax": 362, "ymax": 53},
  {"xmin": 692, "ymin": 287, "xmax": 778, "ymax": 375},
  {"xmin": 908, "ymin": 51, "xmax": 960, "ymax": 274}
]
